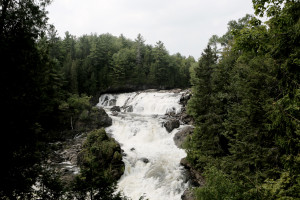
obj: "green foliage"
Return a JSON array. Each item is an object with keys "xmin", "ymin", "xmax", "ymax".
[
  {"xmin": 186, "ymin": 45, "xmax": 229, "ymax": 170},
  {"xmin": 262, "ymin": 171, "xmax": 300, "ymax": 199},
  {"xmin": 48, "ymin": 33, "xmax": 194, "ymax": 93},
  {"xmin": 33, "ymin": 167, "xmax": 66, "ymax": 200},
  {"xmin": 194, "ymin": 167, "xmax": 242, "ymax": 200},
  {"xmin": 73, "ymin": 129, "xmax": 124, "ymax": 199},
  {"xmin": 57, "ymin": 93, "xmax": 91, "ymax": 130},
  {"xmin": 186, "ymin": 1, "xmax": 300, "ymax": 199},
  {"xmin": 0, "ymin": 0, "xmax": 63, "ymax": 198}
]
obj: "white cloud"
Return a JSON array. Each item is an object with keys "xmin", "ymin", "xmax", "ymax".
[{"xmin": 47, "ymin": 0, "xmax": 255, "ymax": 59}]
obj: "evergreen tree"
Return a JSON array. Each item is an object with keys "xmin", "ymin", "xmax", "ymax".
[
  {"xmin": 0, "ymin": 0, "xmax": 63, "ymax": 198},
  {"xmin": 186, "ymin": 45, "xmax": 227, "ymax": 169}
]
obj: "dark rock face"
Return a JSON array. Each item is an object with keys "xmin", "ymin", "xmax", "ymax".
[
  {"xmin": 108, "ymin": 99, "xmax": 116, "ymax": 106},
  {"xmin": 174, "ymin": 126, "xmax": 194, "ymax": 148},
  {"xmin": 179, "ymin": 90, "xmax": 192, "ymax": 106},
  {"xmin": 47, "ymin": 107, "xmax": 115, "ymax": 186},
  {"xmin": 112, "ymin": 111, "xmax": 119, "ymax": 116},
  {"xmin": 75, "ymin": 107, "xmax": 112, "ymax": 131},
  {"xmin": 47, "ymin": 134, "xmax": 86, "ymax": 185},
  {"xmin": 140, "ymin": 157, "xmax": 149, "ymax": 164},
  {"xmin": 164, "ymin": 119, "xmax": 180, "ymax": 133},
  {"xmin": 180, "ymin": 158, "xmax": 205, "ymax": 187},
  {"xmin": 111, "ymin": 106, "xmax": 121, "ymax": 112},
  {"xmin": 181, "ymin": 189, "xmax": 195, "ymax": 200},
  {"xmin": 180, "ymin": 111, "xmax": 194, "ymax": 125},
  {"xmin": 96, "ymin": 107, "xmax": 113, "ymax": 127},
  {"xmin": 125, "ymin": 105, "xmax": 133, "ymax": 112},
  {"xmin": 163, "ymin": 89, "xmax": 194, "ymax": 126}
]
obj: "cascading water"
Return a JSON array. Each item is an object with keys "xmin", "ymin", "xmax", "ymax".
[{"xmin": 97, "ymin": 90, "xmax": 188, "ymax": 200}]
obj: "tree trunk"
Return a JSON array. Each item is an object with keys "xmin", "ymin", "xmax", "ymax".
[{"xmin": 71, "ymin": 116, "xmax": 73, "ymax": 130}]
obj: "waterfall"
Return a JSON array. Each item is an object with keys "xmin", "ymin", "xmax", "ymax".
[{"xmin": 98, "ymin": 90, "xmax": 188, "ymax": 200}]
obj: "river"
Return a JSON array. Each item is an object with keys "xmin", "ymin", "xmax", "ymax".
[{"xmin": 97, "ymin": 90, "xmax": 188, "ymax": 200}]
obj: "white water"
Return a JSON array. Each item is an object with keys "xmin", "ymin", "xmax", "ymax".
[{"xmin": 97, "ymin": 91, "xmax": 188, "ymax": 200}]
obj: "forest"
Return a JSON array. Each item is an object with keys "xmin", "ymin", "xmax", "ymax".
[{"xmin": 0, "ymin": 0, "xmax": 299, "ymax": 199}]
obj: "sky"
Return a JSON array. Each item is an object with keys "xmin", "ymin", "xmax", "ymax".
[{"xmin": 47, "ymin": 0, "xmax": 256, "ymax": 60}]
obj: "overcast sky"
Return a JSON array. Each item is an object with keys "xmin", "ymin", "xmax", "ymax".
[{"xmin": 47, "ymin": 0, "xmax": 256, "ymax": 60}]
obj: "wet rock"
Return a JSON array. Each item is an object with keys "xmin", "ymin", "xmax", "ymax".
[
  {"xmin": 111, "ymin": 106, "xmax": 121, "ymax": 112},
  {"xmin": 112, "ymin": 111, "xmax": 119, "ymax": 116},
  {"xmin": 180, "ymin": 90, "xmax": 192, "ymax": 106},
  {"xmin": 180, "ymin": 158, "xmax": 205, "ymax": 187},
  {"xmin": 181, "ymin": 189, "xmax": 195, "ymax": 200},
  {"xmin": 108, "ymin": 99, "xmax": 116, "ymax": 106},
  {"xmin": 174, "ymin": 126, "xmax": 194, "ymax": 148},
  {"xmin": 49, "ymin": 151, "xmax": 64, "ymax": 163},
  {"xmin": 180, "ymin": 113, "xmax": 194, "ymax": 125},
  {"xmin": 89, "ymin": 107, "xmax": 112, "ymax": 127},
  {"xmin": 140, "ymin": 158, "xmax": 149, "ymax": 164},
  {"xmin": 125, "ymin": 105, "xmax": 133, "ymax": 112},
  {"xmin": 164, "ymin": 119, "xmax": 180, "ymax": 133}
]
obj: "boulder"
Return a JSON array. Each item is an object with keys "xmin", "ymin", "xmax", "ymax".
[
  {"xmin": 125, "ymin": 105, "xmax": 133, "ymax": 112},
  {"xmin": 111, "ymin": 106, "xmax": 121, "ymax": 112},
  {"xmin": 108, "ymin": 99, "xmax": 116, "ymax": 106},
  {"xmin": 180, "ymin": 158, "xmax": 205, "ymax": 187},
  {"xmin": 180, "ymin": 90, "xmax": 192, "ymax": 106},
  {"xmin": 75, "ymin": 107, "xmax": 112, "ymax": 131},
  {"xmin": 139, "ymin": 157, "xmax": 150, "ymax": 164},
  {"xmin": 112, "ymin": 111, "xmax": 119, "ymax": 116},
  {"xmin": 164, "ymin": 119, "xmax": 180, "ymax": 133},
  {"xmin": 181, "ymin": 189, "xmax": 195, "ymax": 200},
  {"xmin": 173, "ymin": 126, "xmax": 194, "ymax": 148},
  {"xmin": 96, "ymin": 107, "xmax": 112, "ymax": 127},
  {"xmin": 180, "ymin": 113, "xmax": 194, "ymax": 125}
]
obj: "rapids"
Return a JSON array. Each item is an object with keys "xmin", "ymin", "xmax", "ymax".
[{"xmin": 97, "ymin": 90, "xmax": 188, "ymax": 200}]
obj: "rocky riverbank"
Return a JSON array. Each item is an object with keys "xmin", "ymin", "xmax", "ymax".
[
  {"xmin": 46, "ymin": 89, "xmax": 201, "ymax": 200},
  {"xmin": 160, "ymin": 89, "xmax": 204, "ymax": 200},
  {"xmin": 46, "ymin": 106, "xmax": 122, "ymax": 187}
]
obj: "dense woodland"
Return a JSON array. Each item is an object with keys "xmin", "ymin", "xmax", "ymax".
[
  {"xmin": 0, "ymin": 0, "xmax": 299, "ymax": 199},
  {"xmin": 186, "ymin": 0, "xmax": 300, "ymax": 199},
  {"xmin": 47, "ymin": 31, "xmax": 193, "ymax": 95}
]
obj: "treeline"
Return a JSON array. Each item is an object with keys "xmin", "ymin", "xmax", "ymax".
[
  {"xmin": 186, "ymin": 0, "xmax": 299, "ymax": 199},
  {"xmin": 48, "ymin": 31, "xmax": 194, "ymax": 95}
]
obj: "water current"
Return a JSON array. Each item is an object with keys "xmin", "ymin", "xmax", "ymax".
[{"xmin": 97, "ymin": 90, "xmax": 188, "ymax": 200}]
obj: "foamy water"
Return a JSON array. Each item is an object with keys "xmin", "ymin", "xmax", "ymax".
[{"xmin": 98, "ymin": 91, "xmax": 187, "ymax": 200}]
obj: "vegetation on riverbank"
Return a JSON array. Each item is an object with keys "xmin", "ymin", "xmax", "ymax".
[{"xmin": 185, "ymin": 1, "xmax": 299, "ymax": 199}]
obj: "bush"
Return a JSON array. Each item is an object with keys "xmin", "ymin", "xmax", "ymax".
[
  {"xmin": 194, "ymin": 167, "xmax": 242, "ymax": 200},
  {"xmin": 73, "ymin": 129, "xmax": 124, "ymax": 199}
]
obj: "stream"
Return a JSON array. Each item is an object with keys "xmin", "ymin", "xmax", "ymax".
[{"xmin": 97, "ymin": 90, "xmax": 188, "ymax": 200}]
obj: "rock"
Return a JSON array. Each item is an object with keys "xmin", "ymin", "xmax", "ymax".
[
  {"xmin": 97, "ymin": 107, "xmax": 112, "ymax": 127},
  {"xmin": 108, "ymin": 99, "xmax": 116, "ymax": 106},
  {"xmin": 75, "ymin": 107, "xmax": 112, "ymax": 131},
  {"xmin": 125, "ymin": 105, "xmax": 133, "ymax": 112},
  {"xmin": 181, "ymin": 189, "xmax": 195, "ymax": 200},
  {"xmin": 111, "ymin": 106, "xmax": 121, "ymax": 112},
  {"xmin": 112, "ymin": 111, "xmax": 119, "ymax": 116},
  {"xmin": 130, "ymin": 148, "xmax": 135, "ymax": 151},
  {"xmin": 140, "ymin": 157, "xmax": 149, "ymax": 164},
  {"xmin": 166, "ymin": 107, "xmax": 177, "ymax": 117},
  {"xmin": 180, "ymin": 158, "xmax": 205, "ymax": 187},
  {"xmin": 164, "ymin": 119, "xmax": 180, "ymax": 133},
  {"xmin": 180, "ymin": 90, "xmax": 192, "ymax": 106},
  {"xmin": 49, "ymin": 152, "xmax": 64, "ymax": 163},
  {"xmin": 174, "ymin": 126, "xmax": 194, "ymax": 148},
  {"xmin": 180, "ymin": 113, "xmax": 194, "ymax": 125}
]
